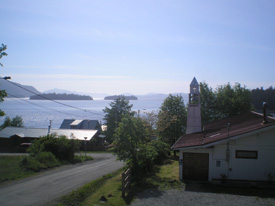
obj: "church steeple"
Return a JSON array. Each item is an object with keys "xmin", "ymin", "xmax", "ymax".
[
  {"xmin": 186, "ymin": 77, "xmax": 202, "ymax": 134},
  {"xmin": 189, "ymin": 77, "xmax": 200, "ymax": 105}
]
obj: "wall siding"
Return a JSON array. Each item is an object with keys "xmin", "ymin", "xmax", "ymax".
[{"xmin": 179, "ymin": 127, "xmax": 275, "ymax": 182}]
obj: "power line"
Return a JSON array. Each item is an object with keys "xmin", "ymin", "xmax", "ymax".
[{"xmin": 3, "ymin": 79, "xmax": 103, "ymax": 116}]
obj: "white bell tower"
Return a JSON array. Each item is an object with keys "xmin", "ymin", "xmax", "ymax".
[{"xmin": 186, "ymin": 77, "xmax": 202, "ymax": 134}]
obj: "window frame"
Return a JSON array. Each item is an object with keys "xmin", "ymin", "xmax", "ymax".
[{"xmin": 235, "ymin": 150, "xmax": 258, "ymax": 159}]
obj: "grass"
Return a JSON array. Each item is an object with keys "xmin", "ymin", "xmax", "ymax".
[
  {"xmin": 0, "ymin": 154, "xmax": 94, "ymax": 184},
  {"xmin": 57, "ymin": 168, "xmax": 124, "ymax": 206},
  {"xmin": 0, "ymin": 155, "xmax": 35, "ymax": 183},
  {"xmin": 71, "ymin": 154, "xmax": 94, "ymax": 163},
  {"xmin": 57, "ymin": 158, "xmax": 182, "ymax": 206},
  {"xmin": 145, "ymin": 158, "xmax": 183, "ymax": 190}
]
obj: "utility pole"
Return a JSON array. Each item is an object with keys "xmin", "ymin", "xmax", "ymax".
[{"xmin": 48, "ymin": 120, "xmax": 52, "ymax": 135}]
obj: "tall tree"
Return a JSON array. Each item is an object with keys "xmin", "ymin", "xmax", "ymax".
[
  {"xmin": 114, "ymin": 115, "xmax": 149, "ymax": 168},
  {"xmin": 157, "ymin": 94, "xmax": 187, "ymax": 147},
  {"xmin": 114, "ymin": 115, "xmax": 170, "ymax": 179},
  {"xmin": 141, "ymin": 110, "xmax": 158, "ymax": 137},
  {"xmin": 200, "ymin": 82, "xmax": 252, "ymax": 124},
  {"xmin": 251, "ymin": 86, "xmax": 275, "ymax": 111},
  {"xmin": 200, "ymin": 82, "xmax": 220, "ymax": 125},
  {"xmin": 103, "ymin": 96, "xmax": 135, "ymax": 143},
  {"xmin": 0, "ymin": 43, "xmax": 8, "ymax": 116},
  {"xmin": 1, "ymin": 116, "xmax": 24, "ymax": 129},
  {"xmin": 0, "ymin": 90, "xmax": 7, "ymax": 116},
  {"xmin": 216, "ymin": 83, "xmax": 252, "ymax": 118}
]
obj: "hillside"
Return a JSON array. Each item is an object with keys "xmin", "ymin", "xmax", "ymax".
[{"xmin": 0, "ymin": 79, "xmax": 41, "ymax": 98}]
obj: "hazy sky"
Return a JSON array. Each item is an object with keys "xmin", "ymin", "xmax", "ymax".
[{"xmin": 1, "ymin": 0, "xmax": 274, "ymax": 94}]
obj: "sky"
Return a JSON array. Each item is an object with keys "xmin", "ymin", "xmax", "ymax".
[{"xmin": 0, "ymin": 0, "xmax": 274, "ymax": 95}]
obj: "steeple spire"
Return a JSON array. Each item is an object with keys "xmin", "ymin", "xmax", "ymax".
[
  {"xmin": 186, "ymin": 77, "xmax": 202, "ymax": 134},
  {"xmin": 190, "ymin": 77, "xmax": 199, "ymax": 86}
]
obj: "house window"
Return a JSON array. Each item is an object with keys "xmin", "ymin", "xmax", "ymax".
[{"xmin": 235, "ymin": 150, "xmax": 258, "ymax": 159}]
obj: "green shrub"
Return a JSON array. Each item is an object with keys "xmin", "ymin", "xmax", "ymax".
[
  {"xmin": 21, "ymin": 152, "xmax": 60, "ymax": 171},
  {"xmin": 27, "ymin": 134, "xmax": 80, "ymax": 162},
  {"xmin": 21, "ymin": 156, "xmax": 46, "ymax": 172},
  {"xmin": 36, "ymin": 152, "xmax": 60, "ymax": 168},
  {"xmin": 149, "ymin": 140, "xmax": 170, "ymax": 164},
  {"xmin": 132, "ymin": 141, "xmax": 170, "ymax": 180}
]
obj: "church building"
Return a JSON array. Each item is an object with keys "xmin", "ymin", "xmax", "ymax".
[{"xmin": 172, "ymin": 77, "xmax": 275, "ymax": 184}]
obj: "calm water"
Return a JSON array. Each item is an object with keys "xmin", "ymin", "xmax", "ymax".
[{"xmin": 0, "ymin": 98, "xmax": 163, "ymax": 128}]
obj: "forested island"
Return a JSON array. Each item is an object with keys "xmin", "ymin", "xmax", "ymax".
[
  {"xmin": 30, "ymin": 93, "xmax": 93, "ymax": 100},
  {"xmin": 104, "ymin": 95, "xmax": 138, "ymax": 100}
]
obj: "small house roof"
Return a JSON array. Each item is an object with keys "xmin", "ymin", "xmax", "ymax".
[
  {"xmin": 0, "ymin": 127, "xmax": 98, "ymax": 141},
  {"xmin": 172, "ymin": 112, "xmax": 275, "ymax": 150}
]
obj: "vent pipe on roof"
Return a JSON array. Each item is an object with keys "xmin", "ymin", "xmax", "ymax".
[{"xmin": 263, "ymin": 102, "xmax": 268, "ymax": 124}]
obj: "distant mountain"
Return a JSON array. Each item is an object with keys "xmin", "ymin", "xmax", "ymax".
[
  {"xmin": 136, "ymin": 93, "xmax": 170, "ymax": 101},
  {"xmin": 43, "ymin": 88, "xmax": 75, "ymax": 94},
  {"xmin": 104, "ymin": 95, "xmax": 138, "ymax": 100},
  {"xmin": 137, "ymin": 93, "xmax": 189, "ymax": 103},
  {"xmin": 0, "ymin": 79, "xmax": 41, "ymax": 98}
]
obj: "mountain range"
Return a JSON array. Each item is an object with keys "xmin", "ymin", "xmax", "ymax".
[{"xmin": 0, "ymin": 79, "xmax": 40, "ymax": 98}]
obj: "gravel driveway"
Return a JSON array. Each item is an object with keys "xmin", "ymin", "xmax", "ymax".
[{"xmin": 132, "ymin": 182, "xmax": 275, "ymax": 206}]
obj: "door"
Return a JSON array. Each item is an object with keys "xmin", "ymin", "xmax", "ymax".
[{"xmin": 182, "ymin": 153, "xmax": 209, "ymax": 181}]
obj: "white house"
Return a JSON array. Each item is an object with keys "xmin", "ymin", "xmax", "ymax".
[
  {"xmin": 172, "ymin": 77, "xmax": 275, "ymax": 183},
  {"xmin": 172, "ymin": 112, "xmax": 275, "ymax": 182}
]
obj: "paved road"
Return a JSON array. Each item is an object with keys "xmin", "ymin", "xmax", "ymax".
[{"xmin": 0, "ymin": 153, "xmax": 124, "ymax": 206}]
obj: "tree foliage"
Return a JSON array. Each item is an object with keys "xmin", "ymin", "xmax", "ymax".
[
  {"xmin": 114, "ymin": 115, "xmax": 170, "ymax": 180},
  {"xmin": 0, "ymin": 43, "xmax": 8, "ymax": 67},
  {"xmin": 251, "ymin": 86, "xmax": 275, "ymax": 111},
  {"xmin": 157, "ymin": 94, "xmax": 187, "ymax": 146},
  {"xmin": 0, "ymin": 43, "xmax": 8, "ymax": 116},
  {"xmin": 141, "ymin": 110, "xmax": 158, "ymax": 137},
  {"xmin": 200, "ymin": 82, "xmax": 219, "ymax": 125},
  {"xmin": 103, "ymin": 96, "xmax": 135, "ymax": 143},
  {"xmin": 200, "ymin": 82, "xmax": 252, "ymax": 124},
  {"xmin": 0, "ymin": 90, "xmax": 7, "ymax": 116},
  {"xmin": 27, "ymin": 134, "xmax": 80, "ymax": 161},
  {"xmin": 1, "ymin": 116, "xmax": 24, "ymax": 129}
]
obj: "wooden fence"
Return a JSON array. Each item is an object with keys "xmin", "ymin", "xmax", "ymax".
[{"xmin": 122, "ymin": 168, "xmax": 132, "ymax": 197}]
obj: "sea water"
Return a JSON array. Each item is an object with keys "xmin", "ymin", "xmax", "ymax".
[{"xmin": 0, "ymin": 98, "xmax": 163, "ymax": 128}]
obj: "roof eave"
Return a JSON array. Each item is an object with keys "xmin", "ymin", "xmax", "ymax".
[{"xmin": 172, "ymin": 124, "xmax": 275, "ymax": 151}]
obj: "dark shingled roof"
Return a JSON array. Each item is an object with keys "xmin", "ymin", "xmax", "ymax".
[{"xmin": 172, "ymin": 112, "xmax": 275, "ymax": 150}]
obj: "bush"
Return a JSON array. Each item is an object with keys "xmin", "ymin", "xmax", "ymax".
[
  {"xmin": 21, "ymin": 156, "xmax": 46, "ymax": 172},
  {"xmin": 132, "ymin": 141, "xmax": 171, "ymax": 180},
  {"xmin": 149, "ymin": 140, "xmax": 170, "ymax": 164},
  {"xmin": 36, "ymin": 152, "xmax": 60, "ymax": 168},
  {"xmin": 134, "ymin": 144, "xmax": 158, "ymax": 178},
  {"xmin": 27, "ymin": 134, "xmax": 80, "ymax": 162},
  {"xmin": 21, "ymin": 152, "xmax": 60, "ymax": 172}
]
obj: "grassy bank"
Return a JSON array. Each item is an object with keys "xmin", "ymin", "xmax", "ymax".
[
  {"xmin": 57, "ymin": 158, "xmax": 182, "ymax": 206},
  {"xmin": 0, "ymin": 154, "xmax": 93, "ymax": 184},
  {"xmin": 0, "ymin": 155, "xmax": 35, "ymax": 183}
]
